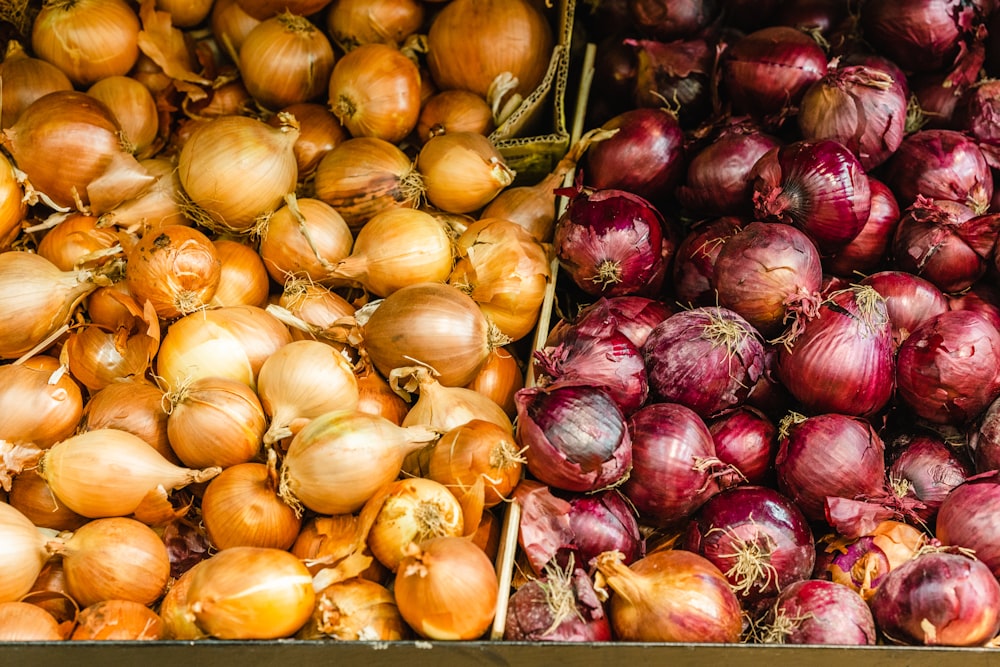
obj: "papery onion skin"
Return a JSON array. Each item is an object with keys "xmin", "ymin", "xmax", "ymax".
[
  {"xmin": 888, "ymin": 434, "xmax": 972, "ymax": 523},
  {"xmin": 936, "ymin": 472, "xmax": 1000, "ymax": 580},
  {"xmin": 759, "ymin": 579, "xmax": 876, "ymax": 645},
  {"xmin": 70, "ymin": 599, "xmax": 165, "ymax": 641},
  {"xmin": 871, "ymin": 551, "xmax": 1000, "ymax": 647},
  {"xmin": 895, "ymin": 310, "xmax": 1000, "ymax": 425},
  {"xmin": 297, "ymin": 577, "xmax": 409, "ymax": 641},
  {"xmin": 554, "ymin": 296, "xmax": 672, "ymax": 350}
]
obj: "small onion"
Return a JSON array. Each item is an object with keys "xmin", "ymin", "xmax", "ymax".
[
  {"xmin": 417, "ymin": 90, "xmax": 495, "ymax": 143},
  {"xmin": 268, "ymin": 102, "xmax": 347, "ymax": 176},
  {"xmin": 417, "ymin": 132, "xmax": 515, "ymax": 214},
  {"xmin": 425, "ymin": 419, "xmax": 524, "ymax": 508},
  {"xmin": 210, "ymin": 238, "xmax": 271, "ymax": 309},
  {"xmin": 258, "ymin": 196, "xmax": 354, "ymax": 286}
]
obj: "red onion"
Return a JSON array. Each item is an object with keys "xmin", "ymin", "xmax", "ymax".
[
  {"xmin": 534, "ymin": 328, "xmax": 648, "ymax": 415},
  {"xmin": 957, "ymin": 79, "xmax": 1000, "ymax": 164},
  {"xmin": 824, "ymin": 178, "xmax": 900, "ymax": 277},
  {"xmin": 895, "ymin": 309, "xmax": 1000, "ymax": 425},
  {"xmin": 775, "ymin": 413, "xmax": 886, "ymax": 522},
  {"xmin": 719, "ymin": 26, "xmax": 828, "ymax": 117},
  {"xmin": 683, "ymin": 485, "xmax": 815, "ymax": 611},
  {"xmin": 672, "ymin": 217, "xmax": 746, "ymax": 307},
  {"xmin": 676, "ymin": 121, "xmax": 781, "ymax": 217},
  {"xmin": 622, "ymin": 402, "xmax": 721, "ymax": 527},
  {"xmin": 936, "ymin": 471, "xmax": 1000, "ymax": 579},
  {"xmin": 708, "ymin": 406, "xmax": 778, "ymax": 487},
  {"xmin": 627, "ymin": 0, "xmax": 717, "ymax": 40},
  {"xmin": 643, "ymin": 307, "xmax": 766, "ymax": 419},
  {"xmin": 775, "ymin": 285, "xmax": 895, "ymax": 417},
  {"xmin": 514, "ymin": 384, "xmax": 632, "ymax": 493},
  {"xmin": 588, "ymin": 32, "xmax": 638, "ymax": 126},
  {"xmin": 883, "ymin": 129, "xmax": 993, "ymax": 212},
  {"xmin": 888, "ymin": 434, "xmax": 973, "ymax": 522},
  {"xmin": 773, "ymin": 0, "xmax": 850, "ymax": 34},
  {"xmin": 751, "ymin": 139, "xmax": 871, "ymax": 254},
  {"xmin": 582, "ymin": 107, "xmax": 686, "ymax": 205},
  {"xmin": 503, "ymin": 562, "xmax": 612, "ymax": 642},
  {"xmin": 860, "ymin": 270, "xmax": 949, "ymax": 349},
  {"xmin": 553, "ymin": 184, "xmax": 668, "ymax": 298},
  {"xmin": 745, "ymin": 344, "xmax": 795, "ymax": 418},
  {"xmin": 870, "ymin": 550, "xmax": 1000, "ymax": 646},
  {"xmin": 819, "ymin": 520, "xmax": 928, "ymax": 600},
  {"xmin": 950, "ymin": 281, "xmax": 1000, "ymax": 331},
  {"xmin": 758, "ymin": 579, "xmax": 877, "ymax": 645},
  {"xmin": 552, "ymin": 296, "xmax": 672, "ymax": 349},
  {"xmin": 970, "ymin": 395, "xmax": 1000, "ymax": 473},
  {"xmin": 712, "ymin": 221, "xmax": 823, "ymax": 337},
  {"xmin": 625, "ymin": 36, "xmax": 714, "ymax": 128},
  {"xmin": 891, "ymin": 197, "xmax": 1000, "ymax": 293},
  {"xmin": 860, "ymin": 0, "xmax": 987, "ymax": 73},
  {"xmin": 797, "ymin": 60, "xmax": 907, "ymax": 170}
]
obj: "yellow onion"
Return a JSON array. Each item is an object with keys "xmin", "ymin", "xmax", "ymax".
[
  {"xmin": 426, "ymin": 420, "xmax": 523, "ymax": 507},
  {"xmin": 393, "ymin": 535, "xmax": 498, "ymax": 640},
  {"xmin": 32, "ymin": 0, "xmax": 141, "ymax": 87},
  {"xmin": 328, "ymin": 42, "xmax": 422, "ymax": 144},
  {"xmin": 0, "ymin": 355, "xmax": 83, "ymax": 448},
  {"xmin": 258, "ymin": 196, "xmax": 354, "ymax": 286},
  {"xmin": 417, "ymin": 132, "xmax": 515, "ymax": 213},
  {"xmin": 164, "ymin": 376, "xmax": 266, "ymax": 469},
  {"xmin": 201, "ymin": 453, "xmax": 302, "ymax": 551},
  {"xmin": 0, "ymin": 601, "xmax": 64, "ymax": 641},
  {"xmin": 240, "ymin": 11, "xmax": 335, "ymax": 110},
  {"xmin": 0, "ymin": 251, "xmax": 98, "ymax": 360},
  {"xmin": 392, "ymin": 365, "xmax": 512, "ymax": 434},
  {"xmin": 313, "ymin": 136, "xmax": 424, "ymax": 232},
  {"xmin": 1, "ymin": 90, "xmax": 153, "ymax": 212},
  {"xmin": 236, "ymin": 0, "xmax": 332, "ymax": 21},
  {"xmin": 156, "ymin": 0, "xmax": 214, "ymax": 28},
  {"xmin": 291, "ymin": 514, "xmax": 388, "ymax": 582},
  {"xmin": 210, "ymin": 238, "xmax": 271, "ymax": 308},
  {"xmin": 155, "ymin": 304, "xmax": 292, "ymax": 391},
  {"xmin": 38, "ymin": 428, "xmax": 221, "ymax": 518},
  {"xmin": 211, "ymin": 0, "xmax": 261, "ymax": 57},
  {"xmin": 22, "ymin": 559, "xmax": 76, "ymax": 629},
  {"xmin": 0, "ymin": 40, "xmax": 73, "ymax": 130},
  {"xmin": 326, "ymin": 207, "xmax": 454, "ymax": 297},
  {"xmin": 426, "ymin": 0, "xmax": 553, "ymax": 100},
  {"xmin": 63, "ymin": 319, "xmax": 159, "ymax": 393},
  {"xmin": 298, "ymin": 577, "xmax": 408, "ymax": 640},
  {"xmin": 8, "ymin": 468, "xmax": 89, "ymax": 532},
  {"xmin": 0, "ymin": 151, "xmax": 27, "ymax": 251},
  {"xmin": 186, "ymin": 546, "xmax": 316, "ymax": 639},
  {"xmin": 70, "ymin": 599, "xmax": 164, "ymax": 640},
  {"xmin": 465, "ymin": 346, "xmax": 523, "ymax": 418},
  {"xmin": 449, "ymin": 217, "xmax": 550, "ymax": 341},
  {"xmin": 0, "ymin": 502, "xmax": 55, "ymax": 603},
  {"xmin": 36, "ymin": 213, "xmax": 120, "ymax": 272},
  {"xmin": 83, "ymin": 280, "xmax": 138, "ymax": 330},
  {"xmin": 125, "ymin": 224, "xmax": 221, "ymax": 320},
  {"xmin": 48, "ymin": 516, "xmax": 170, "ymax": 607},
  {"xmin": 258, "ymin": 340, "xmax": 359, "ymax": 445},
  {"xmin": 278, "ymin": 410, "xmax": 438, "ymax": 515},
  {"xmin": 86, "ymin": 75, "xmax": 160, "ymax": 158},
  {"xmin": 355, "ymin": 356, "xmax": 409, "ymax": 426},
  {"xmin": 276, "ymin": 278, "xmax": 357, "ymax": 346},
  {"xmin": 364, "ymin": 477, "xmax": 465, "ymax": 572},
  {"xmin": 81, "ymin": 380, "xmax": 174, "ymax": 463},
  {"xmin": 417, "ymin": 89, "xmax": 495, "ymax": 144},
  {"xmin": 98, "ymin": 157, "xmax": 187, "ymax": 231},
  {"xmin": 158, "ymin": 561, "xmax": 208, "ymax": 640},
  {"xmin": 181, "ymin": 81, "xmax": 253, "ymax": 122},
  {"xmin": 269, "ymin": 102, "xmax": 347, "ymax": 175},
  {"xmin": 177, "ymin": 114, "xmax": 299, "ymax": 234},
  {"xmin": 326, "ymin": 0, "xmax": 424, "ymax": 51},
  {"xmin": 363, "ymin": 282, "xmax": 504, "ymax": 387}
]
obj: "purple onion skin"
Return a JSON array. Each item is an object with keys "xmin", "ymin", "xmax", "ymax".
[
  {"xmin": 627, "ymin": 37, "xmax": 714, "ymax": 129},
  {"xmin": 515, "ymin": 384, "xmax": 632, "ymax": 493},
  {"xmin": 775, "ymin": 413, "xmax": 886, "ymax": 522},
  {"xmin": 775, "ymin": 285, "xmax": 896, "ymax": 417},
  {"xmin": 643, "ymin": 306, "xmax": 766, "ymax": 419},
  {"xmin": 936, "ymin": 471, "xmax": 1000, "ymax": 580},
  {"xmin": 860, "ymin": 0, "xmax": 986, "ymax": 73},
  {"xmin": 627, "ymin": 0, "xmax": 718, "ymax": 41},
  {"xmin": 825, "ymin": 178, "xmax": 900, "ymax": 278},
  {"xmin": 684, "ymin": 485, "xmax": 815, "ymax": 611},
  {"xmin": 871, "ymin": 551, "xmax": 1000, "ymax": 647},
  {"xmin": 762, "ymin": 579, "xmax": 877, "ymax": 645},
  {"xmin": 708, "ymin": 406, "xmax": 778, "ymax": 487},
  {"xmin": 504, "ymin": 566, "xmax": 613, "ymax": 642},
  {"xmin": 622, "ymin": 402, "xmax": 720, "ymax": 527},
  {"xmin": 673, "ymin": 217, "xmax": 747, "ymax": 307},
  {"xmin": 564, "ymin": 490, "xmax": 645, "ymax": 567},
  {"xmin": 821, "ymin": 536, "xmax": 891, "ymax": 596},
  {"xmin": 895, "ymin": 309, "xmax": 1000, "ymax": 426},
  {"xmin": 751, "ymin": 139, "xmax": 871, "ymax": 254},
  {"xmin": 970, "ymin": 395, "xmax": 1000, "ymax": 473},
  {"xmin": 860, "ymin": 270, "xmax": 949, "ymax": 350},
  {"xmin": 889, "ymin": 434, "xmax": 972, "ymax": 523},
  {"xmin": 883, "ymin": 129, "xmax": 994, "ymax": 212},
  {"xmin": 548, "ymin": 296, "xmax": 672, "ymax": 350}
]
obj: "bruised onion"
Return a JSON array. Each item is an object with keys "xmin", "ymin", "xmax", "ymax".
[{"xmin": 126, "ymin": 224, "xmax": 221, "ymax": 320}]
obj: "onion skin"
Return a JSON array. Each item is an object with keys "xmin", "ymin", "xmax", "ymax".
[
  {"xmin": 859, "ymin": 270, "xmax": 949, "ymax": 349},
  {"xmin": 672, "ymin": 217, "xmax": 746, "ymax": 307},
  {"xmin": 871, "ymin": 551, "xmax": 1000, "ymax": 647},
  {"xmin": 504, "ymin": 564, "xmax": 612, "ymax": 642},
  {"xmin": 888, "ymin": 435, "xmax": 972, "ymax": 523},
  {"xmin": 936, "ymin": 472, "xmax": 1000, "ymax": 580},
  {"xmin": 860, "ymin": 0, "xmax": 985, "ymax": 73},
  {"xmin": 883, "ymin": 129, "xmax": 993, "ymax": 212},
  {"xmin": 759, "ymin": 579, "xmax": 876, "ymax": 645}
]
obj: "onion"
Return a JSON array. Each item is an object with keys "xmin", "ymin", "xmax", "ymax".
[
  {"xmin": 712, "ymin": 221, "xmax": 823, "ymax": 337},
  {"xmin": 888, "ymin": 434, "xmax": 972, "ymax": 523},
  {"xmin": 326, "ymin": 0, "xmax": 424, "ymax": 51},
  {"xmin": 626, "ymin": 36, "xmax": 714, "ymax": 128},
  {"xmin": 70, "ymin": 599, "xmax": 164, "ymax": 640},
  {"xmin": 775, "ymin": 413, "xmax": 886, "ymax": 523},
  {"xmin": 82, "ymin": 380, "xmax": 173, "ymax": 463},
  {"xmin": 860, "ymin": 270, "xmax": 949, "ymax": 349},
  {"xmin": 775, "ymin": 285, "xmax": 895, "ymax": 417},
  {"xmin": 38, "ymin": 428, "xmax": 221, "ymax": 519},
  {"xmin": 643, "ymin": 306, "xmax": 766, "ymax": 419},
  {"xmin": 553, "ymin": 296, "xmax": 671, "ymax": 350},
  {"xmin": 936, "ymin": 471, "xmax": 1000, "ymax": 579},
  {"xmin": 595, "ymin": 549, "xmax": 743, "ymax": 643},
  {"xmin": 393, "ymin": 365, "xmax": 513, "ymax": 434},
  {"xmin": 0, "ymin": 602, "xmax": 64, "ymax": 641},
  {"xmin": 0, "ymin": 502, "xmax": 53, "ymax": 603},
  {"xmin": 37, "ymin": 214, "xmax": 119, "ymax": 272},
  {"xmin": 758, "ymin": 579, "xmax": 876, "ymax": 645},
  {"xmin": 298, "ymin": 578, "xmax": 409, "ymax": 640},
  {"xmin": 627, "ymin": 0, "xmax": 716, "ymax": 39},
  {"xmin": 8, "ymin": 468, "xmax": 88, "ymax": 532},
  {"xmin": 425, "ymin": 420, "xmax": 523, "ymax": 508},
  {"xmin": 820, "ymin": 520, "xmax": 927, "ymax": 600},
  {"xmin": 684, "ymin": 485, "xmax": 815, "ymax": 612},
  {"xmin": 673, "ymin": 217, "xmax": 746, "ymax": 306},
  {"xmin": 211, "ymin": 0, "xmax": 261, "ymax": 55},
  {"xmin": 278, "ymin": 410, "xmax": 438, "ymax": 515},
  {"xmin": 708, "ymin": 406, "xmax": 778, "ymax": 487},
  {"xmin": 0, "ymin": 152, "xmax": 26, "ymax": 252},
  {"xmin": 751, "ymin": 139, "xmax": 871, "ymax": 253},
  {"xmin": 394, "ymin": 536, "xmax": 498, "ymax": 640},
  {"xmin": 258, "ymin": 196, "xmax": 353, "ymax": 286},
  {"xmin": 554, "ymin": 184, "xmax": 669, "ymax": 297},
  {"xmin": 895, "ymin": 310, "xmax": 1000, "ymax": 425},
  {"xmin": 210, "ymin": 238, "xmax": 271, "ymax": 309},
  {"xmin": 515, "ymin": 383, "xmax": 631, "ymax": 493},
  {"xmin": 269, "ymin": 102, "xmax": 346, "ymax": 176},
  {"xmin": 0, "ymin": 355, "xmax": 83, "ymax": 449},
  {"xmin": 622, "ymin": 402, "xmax": 720, "ymax": 527},
  {"xmin": 504, "ymin": 560, "xmax": 612, "ymax": 642},
  {"xmin": 824, "ymin": 178, "xmax": 900, "ymax": 278},
  {"xmin": 871, "ymin": 550, "xmax": 1000, "ymax": 646},
  {"xmin": 98, "ymin": 157, "xmax": 186, "ymax": 230},
  {"xmin": 465, "ymin": 346, "xmax": 523, "ymax": 418},
  {"xmin": 417, "ymin": 90, "xmax": 494, "ymax": 144},
  {"xmin": 971, "ymin": 395, "xmax": 1000, "ymax": 472},
  {"xmin": 86, "ymin": 74, "xmax": 160, "ymax": 159},
  {"xmin": 417, "ymin": 132, "xmax": 515, "ymax": 214},
  {"xmin": 0, "ymin": 40, "xmax": 73, "ymax": 130}
]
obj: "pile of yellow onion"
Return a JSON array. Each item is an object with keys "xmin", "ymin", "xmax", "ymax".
[{"xmin": 0, "ymin": 0, "xmax": 568, "ymax": 642}]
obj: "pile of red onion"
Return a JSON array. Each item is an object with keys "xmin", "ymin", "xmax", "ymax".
[{"xmin": 508, "ymin": 0, "xmax": 1000, "ymax": 648}]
